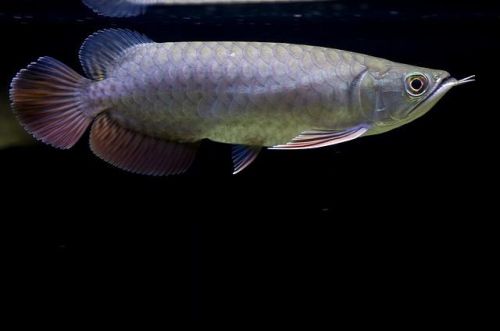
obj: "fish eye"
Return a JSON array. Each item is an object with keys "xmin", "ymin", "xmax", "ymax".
[{"xmin": 405, "ymin": 74, "xmax": 428, "ymax": 97}]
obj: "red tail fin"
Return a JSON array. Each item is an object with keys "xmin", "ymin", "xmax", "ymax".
[{"xmin": 9, "ymin": 56, "xmax": 93, "ymax": 149}]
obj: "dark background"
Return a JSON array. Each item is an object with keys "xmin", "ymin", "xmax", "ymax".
[{"xmin": 0, "ymin": 0, "xmax": 496, "ymax": 323}]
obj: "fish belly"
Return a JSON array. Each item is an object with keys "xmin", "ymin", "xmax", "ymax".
[{"xmin": 99, "ymin": 42, "xmax": 368, "ymax": 146}]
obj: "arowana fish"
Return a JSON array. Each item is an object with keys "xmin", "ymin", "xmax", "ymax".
[
  {"xmin": 83, "ymin": 0, "xmax": 319, "ymax": 17},
  {"xmin": 10, "ymin": 29, "xmax": 474, "ymax": 175}
]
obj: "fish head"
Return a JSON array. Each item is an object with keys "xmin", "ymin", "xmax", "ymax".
[{"xmin": 360, "ymin": 63, "xmax": 474, "ymax": 135}]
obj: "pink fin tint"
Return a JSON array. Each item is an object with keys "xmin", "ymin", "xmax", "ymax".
[
  {"xmin": 232, "ymin": 145, "xmax": 261, "ymax": 174},
  {"xmin": 90, "ymin": 114, "xmax": 197, "ymax": 176},
  {"xmin": 9, "ymin": 56, "xmax": 92, "ymax": 149},
  {"xmin": 79, "ymin": 29, "xmax": 152, "ymax": 80},
  {"xmin": 83, "ymin": 0, "xmax": 147, "ymax": 18},
  {"xmin": 270, "ymin": 126, "xmax": 368, "ymax": 150}
]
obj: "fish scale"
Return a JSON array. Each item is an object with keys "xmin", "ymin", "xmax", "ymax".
[{"xmin": 91, "ymin": 41, "xmax": 368, "ymax": 145}]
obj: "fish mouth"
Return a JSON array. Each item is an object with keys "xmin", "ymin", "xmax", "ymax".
[
  {"xmin": 433, "ymin": 74, "xmax": 476, "ymax": 93},
  {"xmin": 408, "ymin": 74, "xmax": 475, "ymax": 116}
]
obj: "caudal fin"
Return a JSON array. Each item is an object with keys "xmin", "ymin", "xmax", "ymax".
[
  {"xmin": 82, "ymin": 0, "xmax": 147, "ymax": 17},
  {"xmin": 9, "ymin": 56, "xmax": 93, "ymax": 149}
]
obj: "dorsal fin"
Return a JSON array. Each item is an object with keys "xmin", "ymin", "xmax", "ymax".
[{"xmin": 79, "ymin": 29, "xmax": 153, "ymax": 80}]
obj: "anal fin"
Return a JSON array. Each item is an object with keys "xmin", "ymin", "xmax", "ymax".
[
  {"xmin": 90, "ymin": 114, "xmax": 197, "ymax": 176},
  {"xmin": 232, "ymin": 145, "xmax": 261, "ymax": 175}
]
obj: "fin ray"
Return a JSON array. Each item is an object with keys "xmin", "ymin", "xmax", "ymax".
[
  {"xmin": 232, "ymin": 145, "xmax": 261, "ymax": 174},
  {"xmin": 270, "ymin": 126, "xmax": 368, "ymax": 150},
  {"xmin": 79, "ymin": 28, "xmax": 153, "ymax": 80},
  {"xmin": 90, "ymin": 114, "xmax": 197, "ymax": 176},
  {"xmin": 9, "ymin": 56, "xmax": 93, "ymax": 149},
  {"xmin": 83, "ymin": 0, "xmax": 147, "ymax": 18}
]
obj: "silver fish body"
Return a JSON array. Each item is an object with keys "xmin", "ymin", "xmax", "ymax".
[
  {"xmin": 126, "ymin": 0, "xmax": 310, "ymax": 2},
  {"xmin": 84, "ymin": 0, "xmax": 318, "ymax": 17},
  {"xmin": 10, "ymin": 29, "xmax": 473, "ymax": 175},
  {"xmin": 88, "ymin": 41, "xmax": 377, "ymax": 147}
]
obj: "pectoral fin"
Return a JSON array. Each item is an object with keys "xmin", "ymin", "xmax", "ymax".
[
  {"xmin": 269, "ymin": 126, "xmax": 368, "ymax": 150},
  {"xmin": 232, "ymin": 145, "xmax": 261, "ymax": 174}
]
